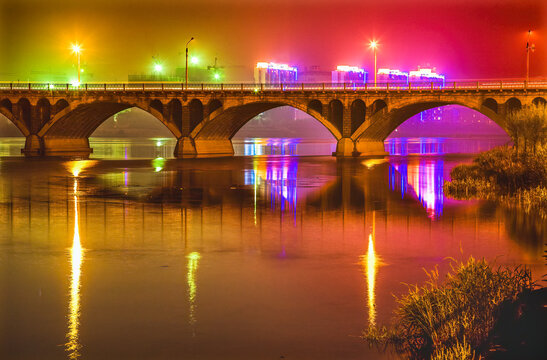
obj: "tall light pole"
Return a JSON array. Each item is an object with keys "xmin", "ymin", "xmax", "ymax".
[
  {"xmin": 185, "ymin": 37, "xmax": 194, "ymax": 87},
  {"xmin": 526, "ymin": 30, "xmax": 535, "ymax": 84},
  {"xmin": 369, "ymin": 40, "xmax": 378, "ymax": 87},
  {"xmin": 71, "ymin": 43, "xmax": 82, "ymax": 84}
]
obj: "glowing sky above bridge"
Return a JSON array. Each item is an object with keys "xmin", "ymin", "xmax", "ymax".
[{"xmin": 0, "ymin": 0, "xmax": 545, "ymax": 81}]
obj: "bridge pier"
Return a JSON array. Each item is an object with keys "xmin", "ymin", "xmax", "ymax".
[
  {"xmin": 174, "ymin": 137, "xmax": 197, "ymax": 158},
  {"xmin": 333, "ymin": 137, "xmax": 355, "ymax": 157},
  {"xmin": 354, "ymin": 140, "xmax": 388, "ymax": 157},
  {"xmin": 22, "ymin": 134, "xmax": 44, "ymax": 157},
  {"xmin": 193, "ymin": 139, "xmax": 234, "ymax": 157},
  {"xmin": 42, "ymin": 138, "xmax": 93, "ymax": 159}
]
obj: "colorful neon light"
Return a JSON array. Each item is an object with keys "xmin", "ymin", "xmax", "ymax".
[{"xmin": 336, "ymin": 65, "xmax": 366, "ymax": 73}]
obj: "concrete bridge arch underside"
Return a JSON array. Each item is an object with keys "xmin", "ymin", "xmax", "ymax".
[{"xmin": 0, "ymin": 90, "xmax": 545, "ymax": 158}]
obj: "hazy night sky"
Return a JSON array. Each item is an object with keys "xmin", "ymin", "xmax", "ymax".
[{"xmin": 0, "ymin": 0, "xmax": 545, "ymax": 81}]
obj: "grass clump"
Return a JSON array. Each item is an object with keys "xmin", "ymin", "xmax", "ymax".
[
  {"xmin": 444, "ymin": 146, "xmax": 547, "ymax": 216},
  {"xmin": 444, "ymin": 105, "xmax": 547, "ymax": 216},
  {"xmin": 363, "ymin": 257, "xmax": 533, "ymax": 359}
]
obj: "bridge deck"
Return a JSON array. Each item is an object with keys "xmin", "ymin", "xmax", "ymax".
[{"xmin": 1, "ymin": 80, "xmax": 547, "ymax": 93}]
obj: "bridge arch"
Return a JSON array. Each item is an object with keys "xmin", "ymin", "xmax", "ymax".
[
  {"xmin": 482, "ymin": 98, "xmax": 498, "ymax": 113},
  {"xmin": 190, "ymin": 100, "xmax": 342, "ymax": 142},
  {"xmin": 371, "ymin": 99, "xmax": 387, "ymax": 114},
  {"xmin": 17, "ymin": 99, "xmax": 32, "ymax": 131},
  {"xmin": 328, "ymin": 99, "xmax": 344, "ymax": 133},
  {"xmin": 505, "ymin": 97, "xmax": 522, "ymax": 113},
  {"xmin": 36, "ymin": 98, "xmax": 51, "ymax": 128},
  {"xmin": 0, "ymin": 98, "xmax": 29, "ymax": 136},
  {"xmin": 307, "ymin": 99, "xmax": 323, "ymax": 116},
  {"xmin": 1, "ymin": 98, "xmax": 12, "ymax": 113},
  {"xmin": 207, "ymin": 99, "xmax": 223, "ymax": 115},
  {"xmin": 352, "ymin": 100, "xmax": 507, "ymax": 142},
  {"xmin": 532, "ymin": 97, "xmax": 546, "ymax": 106},
  {"xmin": 150, "ymin": 99, "xmax": 163, "ymax": 114},
  {"xmin": 351, "ymin": 99, "xmax": 366, "ymax": 134},
  {"xmin": 38, "ymin": 100, "xmax": 181, "ymax": 139},
  {"xmin": 54, "ymin": 99, "xmax": 69, "ymax": 114},
  {"xmin": 189, "ymin": 99, "xmax": 204, "ymax": 132},
  {"xmin": 166, "ymin": 99, "xmax": 182, "ymax": 132}
]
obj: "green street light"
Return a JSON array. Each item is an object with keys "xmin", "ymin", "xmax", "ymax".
[
  {"xmin": 154, "ymin": 64, "xmax": 163, "ymax": 73},
  {"xmin": 191, "ymin": 56, "xmax": 199, "ymax": 65},
  {"xmin": 71, "ymin": 43, "xmax": 82, "ymax": 84},
  {"xmin": 213, "ymin": 72, "xmax": 220, "ymax": 81}
]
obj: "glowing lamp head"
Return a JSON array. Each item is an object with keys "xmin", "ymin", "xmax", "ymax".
[
  {"xmin": 190, "ymin": 56, "xmax": 199, "ymax": 65},
  {"xmin": 154, "ymin": 64, "xmax": 163, "ymax": 72},
  {"xmin": 213, "ymin": 73, "xmax": 220, "ymax": 80},
  {"xmin": 369, "ymin": 40, "xmax": 378, "ymax": 49},
  {"xmin": 71, "ymin": 44, "xmax": 82, "ymax": 54}
]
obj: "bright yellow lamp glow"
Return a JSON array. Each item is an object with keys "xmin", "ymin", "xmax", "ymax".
[
  {"xmin": 71, "ymin": 44, "xmax": 82, "ymax": 54},
  {"xmin": 190, "ymin": 56, "xmax": 199, "ymax": 65},
  {"xmin": 369, "ymin": 40, "xmax": 379, "ymax": 86}
]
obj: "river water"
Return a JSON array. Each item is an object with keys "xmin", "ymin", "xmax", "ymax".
[{"xmin": 0, "ymin": 137, "xmax": 544, "ymax": 359}]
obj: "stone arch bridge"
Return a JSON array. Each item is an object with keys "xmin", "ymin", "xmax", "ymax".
[{"xmin": 0, "ymin": 82, "xmax": 546, "ymax": 158}]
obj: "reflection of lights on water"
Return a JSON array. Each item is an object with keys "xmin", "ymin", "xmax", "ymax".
[
  {"xmin": 360, "ymin": 211, "xmax": 382, "ymax": 328},
  {"xmin": 187, "ymin": 252, "xmax": 200, "ymax": 333},
  {"xmin": 243, "ymin": 138, "xmax": 299, "ymax": 156},
  {"xmin": 386, "ymin": 137, "xmax": 445, "ymax": 156},
  {"xmin": 65, "ymin": 160, "xmax": 98, "ymax": 177},
  {"xmin": 152, "ymin": 157, "xmax": 166, "ymax": 172},
  {"xmin": 389, "ymin": 159, "xmax": 444, "ymax": 218},
  {"xmin": 362, "ymin": 234, "xmax": 378, "ymax": 327},
  {"xmin": 66, "ymin": 177, "xmax": 83, "ymax": 359},
  {"xmin": 244, "ymin": 158, "xmax": 298, "ymax": 214}
]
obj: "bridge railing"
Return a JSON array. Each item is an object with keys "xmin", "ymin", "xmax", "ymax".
[{"xmin": 1, "ymin": 80, "xmax": 547, "ymax": 92}]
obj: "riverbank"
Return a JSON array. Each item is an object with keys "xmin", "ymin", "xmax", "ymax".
[{"xmin": 444, "ymin": 146, "xmax": 547, "ymax": 217}]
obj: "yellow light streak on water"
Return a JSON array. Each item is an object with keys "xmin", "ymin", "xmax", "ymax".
[
  {"xmin": 360, "ymin": 211, "xmax": 381, "ymax": 328},
  {"xmin": 187, "ymin": 252, "xmax": 200, "ymax": 334},
  {"xmin": 66, "ymin": 177, "xmax": 83, "ymax": 359},
  {"xmin": 65, "ymin": 160, "xmax": 98, "ymax": 177},
  {"xmin": 365, "ymin": 233, "xmax": 377, "ymax": 327}
]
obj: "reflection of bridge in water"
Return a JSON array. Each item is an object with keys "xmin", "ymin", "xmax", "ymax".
[{"xmin": 0, "ymin": 81, "xmax": 545, "ymax": 158}]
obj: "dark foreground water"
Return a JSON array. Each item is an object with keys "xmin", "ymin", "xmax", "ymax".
[{"xmin": 0, "ymin": 138, "xmax": 545, "ymax": 359}]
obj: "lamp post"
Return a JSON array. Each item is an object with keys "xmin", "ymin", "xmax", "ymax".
[
  {"xmin": 526, "ymin": 30, "xmax": 535, "ymax": 85},
  {"xmin": 369, "ymin": 40, "xmax": 378, "ymax": 87},
  {"xmin": 71, "ymin": 43, "xmax": 82, "ymax": 84},
  {"xmin": 185, "ymin": 37, "xmax": 194, "ymax": 88}
]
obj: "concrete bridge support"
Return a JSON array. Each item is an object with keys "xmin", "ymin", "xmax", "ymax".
[
  {"xmin": 23, "ymin": 135, "xmax": 93, "ymax": 158},
  {"xmin": 334, "ymin": 138, "xmax": 355, "ymax": 157},
  {"xmin": 42, "ymin": 138, "xmax": 93, "ymax": 158},
  {"xmin": 194, "ymin": 139, "xmax": 234, "ymax": 157},
  {"xmin": 174, "ymin": 137, "xmax": 197, "ymax": 158},
  {"xmin": 354, "ymin": 140, "xmax": 389, "ymax": 157}
]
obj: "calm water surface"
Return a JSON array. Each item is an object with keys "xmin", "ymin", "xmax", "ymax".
[{"xmin": 0, "ymin": 137, "xmax": 545, "ymax": 359}]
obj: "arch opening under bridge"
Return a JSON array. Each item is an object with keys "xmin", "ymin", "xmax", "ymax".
[{"xmin": 188, "ymin": 100, "xmax": 342, "ymax": 157}]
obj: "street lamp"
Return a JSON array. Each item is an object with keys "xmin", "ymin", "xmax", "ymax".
[
  {"xmin": 185, "ymin": 37, "xmax": 194, "ymax": 88},
  {"xmin": 71, "ymin": 43, "xmax": 82, "ymax": 84},
  {"xmin": 526, "ymin": 30, "xmax": 536, "ymax": 84},
  {"xmin": 369, "ymin": 40, "xmax": 378, "ymax": 87}
]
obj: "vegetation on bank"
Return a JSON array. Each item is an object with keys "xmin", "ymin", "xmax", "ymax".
[
  {"xmin": 363, "ymin": 258, "xmax": 539, "ymax": 360},
  {"xmin": 444, "ymin": 104, "xmax": 547, "ymax": 216}
]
